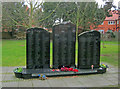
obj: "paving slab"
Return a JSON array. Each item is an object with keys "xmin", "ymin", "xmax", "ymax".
[
  {"xmin": 61, "ymin": 77, "xmax": 86, "ymax": 87},
  {"xmin": 31, "ymin": 80, "xmax": 51, "ymax": 87},
  {"xmin": 18, "ymin": 80, "xmax": 33, "ymax": 87},
  {"xmin": 47, "ymin": 78, "xmax": 74, "ymax": 87},
  {"xmin": 2, "ymin": 81, "xmax": 19, "ymax": 87},
  {"xmin": 2, "ymin": 74, "xmax": 16, "ymax": 81},
  {"xmin": 80, "ymin": 77, "xmax": 107, "ymax": 87}
]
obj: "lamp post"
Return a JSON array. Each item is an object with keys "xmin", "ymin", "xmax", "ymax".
[{"xmin": 115, "ymin": 19, "xmax": 117, "ymax": 31}]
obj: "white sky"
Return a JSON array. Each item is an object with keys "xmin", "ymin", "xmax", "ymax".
[
  {"xmin": 24, "ymin": 0, "xmax": 120, "ymax": 9},
  {"xmin": 96, "ymin": 0, "xmax": 120, "ymax": 9}
]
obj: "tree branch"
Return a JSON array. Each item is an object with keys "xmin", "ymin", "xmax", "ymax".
[
  {"xmin": 8, "ymin": 15, "xmax": 29, "ymax": 28},
  {"xmin": 39, "ymin": 2, "xmax": 60, "ymax": 22}
]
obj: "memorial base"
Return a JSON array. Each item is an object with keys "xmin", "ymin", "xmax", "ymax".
[{"xmin": 14, "ymin": 67, "xmax": 107, "ymax": 79}]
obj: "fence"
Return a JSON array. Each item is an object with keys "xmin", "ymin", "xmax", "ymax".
[
  {"xmin": 101, "ymin": 32, "xmax": 120, "ymax": 41},
  {"xmin": 0, "ymin": 32, "xmax": 13, "ymax": 39}
]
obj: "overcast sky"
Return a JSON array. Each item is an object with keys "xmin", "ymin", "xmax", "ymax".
[
  {"xmin": 24, "ymin": 0, "xmax": 120, "ymax": 9},
  {"xmin": 96, "ymin": 0, "xmax": 120, "ymax": 9}
]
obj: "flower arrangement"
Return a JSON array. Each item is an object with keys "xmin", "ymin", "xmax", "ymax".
[
  {"xmin": 13, "ymin": 67, "xmax": 23, "ymax": 73},
  {"xmin": 100, "ymin": 64, "xmax": 109, "ymax": 68},
  {"xmin": 38, "ymin": 74, "xmax": 46, "ymax": 80}
]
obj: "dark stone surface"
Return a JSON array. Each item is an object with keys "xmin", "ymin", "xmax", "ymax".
[
  {"xmin": 78, "ymin": 31, "xmax": 100, "ymax": 69},
  {"xmin": 52, "ymin": 22, "xmax": 76, "ymax": 68},
  {"xmin": 26, "ymin": 28, "xmax": 50, "ymax": 69},
  {"xmin": 14, "ymin": 68, "xmax": 99, "ymax": 78}
]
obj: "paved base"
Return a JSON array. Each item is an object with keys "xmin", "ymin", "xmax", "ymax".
[{"xmin": 0, "ymin": 63, "xmax": 118, "ymax": 87}]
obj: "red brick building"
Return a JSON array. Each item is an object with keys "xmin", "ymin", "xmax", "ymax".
[{"xmin": 90, "ymin": 10, "xmax": 120, "ymax": 33}]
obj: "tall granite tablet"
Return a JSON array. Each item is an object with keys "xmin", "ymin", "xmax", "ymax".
[
  {"xmin": 26, "ymin": 28, "xmax": 50, "ymax": 69},
  {"xmin": 52, "ymin": 22, "xmax": 76, "ymax": 68},
  {"xmin": 78, "ymin": 31, "xmax": 100, "ymax": 69}
]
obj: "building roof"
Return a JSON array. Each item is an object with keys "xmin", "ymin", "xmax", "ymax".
[{"xmin": 105, "ymin": 10, "xmax": 120, "ymax": 21}]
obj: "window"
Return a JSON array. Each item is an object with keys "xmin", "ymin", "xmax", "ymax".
[
  {"xmin": 108, "ymin": 21, "xmax": 115, "ymax": 25},
  {"xmin": 117, "ymin": 21, "xmax": 119, "ymax": 24}
]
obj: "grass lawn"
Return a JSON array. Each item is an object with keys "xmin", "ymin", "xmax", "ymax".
[
  {"xmin": 100, "ymin": 42, "xmax": 119, "ymax": 66},
  {"xmin": 2, "ymin": 40, "xmax": 119, "ymax": 67},
  {"xmin": 101, "ymin": 41, "xmax": 118, "ymax": 44},
  {"xmin": 2, "ymin": 40, "xmax": 26, "ymax": 66}
]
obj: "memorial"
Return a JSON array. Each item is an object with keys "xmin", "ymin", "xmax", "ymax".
[
  {"xmin": 26, "ymin": 28, "xmax": 50, "ymax": 69},
  {"xmin": 52, "ymin": 22, "xmax": 76, "ymax": 68},
  {"xmin": 14, "ymin": 24, "xmax": 108, "ymax": 79},
  {"xmin": 78, "ymin": 31, "xmax": 100, "ymax": 69}
]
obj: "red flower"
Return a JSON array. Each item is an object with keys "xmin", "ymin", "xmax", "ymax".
[
  {"xmin": 64, "ymin": 67, "xmax": 69, "ymax": 71},
  {"xmin": 52, "ymin": 69, "xmax": 55, "ymax": 72},
  {"xmin": 68, "ymin": 68, "xmax": 73, "ymax": 71},
  {"xmin": 73, "ymin": 69, "xmax": 78, "ymax": 72},
  {"xmin": 61, "ymin": 68, "xmax": 65, "ymax": 71}
]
